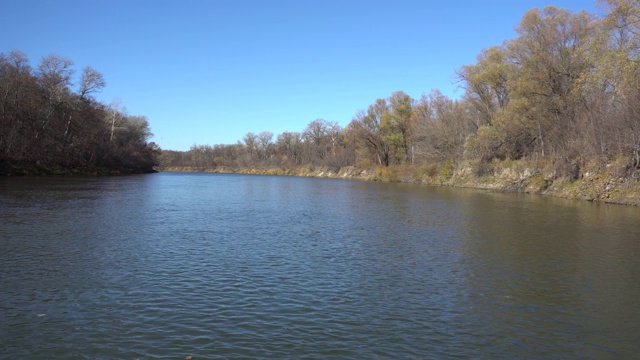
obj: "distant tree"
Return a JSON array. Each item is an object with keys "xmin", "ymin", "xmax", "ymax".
[
  {"xmin": 79, "ymin": 66, "xmax": 105, "ymax": 100},
  {"xmin": 383, "ymin": 91, "xmax": 413, "ymax": 163},
  {"xmin": 242, "ymin": 132, "xmax": 258, "ymax": 166},
  {"xmin": 257, "ymin": 131, "xmax": 274, "ymax": 161},
  {"xmin": 346, "ymin": 99, "xmax": 390, "ymax": 166},
  {"xmin": 457, "ymin": 46, "xmax": 511, "ymax": 129},
  {"xmin": 276, "ymin": 131, "xmax": 303, "ymax": 165},
  {"xmin": 302, "ymin": 119, "xmax": 340, "ymax": 164},
  {"xmin": 107, "ymin": 99, "xmax": 125, "ymax": 143},
  {"xmin": 411, "ymin": 90, "xmax": 472, "ymax": 162}
]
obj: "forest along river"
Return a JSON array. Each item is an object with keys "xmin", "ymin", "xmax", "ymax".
[{"xmin": 1, "ymin": 172, "xmax": 639, "ymax": 359}]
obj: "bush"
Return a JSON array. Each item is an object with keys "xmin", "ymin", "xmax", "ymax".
[{"xmin": 373, "ymin": 166, "xmax": 399, "ymax": 182}]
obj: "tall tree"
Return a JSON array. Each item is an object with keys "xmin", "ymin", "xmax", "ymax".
[
  {"xmin": 257, "ymin": 131, "xmax": 274, "ymax": 161},
  {"xmin": 588, "ymin": 0, "xmax": 640, "ymax": 167},
  {"xmin": 457, "ymin": 46, "xmax": 511, "ymax": 129},
  {"xmin": 411, "ymin": 90, "xmax": 472, "ymax": 161},
  {"xmin": 346, "ymin": 99, "xmax": 390, "ymax": 166},
  {"xmin": 507, "ymin": 6, "xmax": 595, "ymax": 158},
  {"xmin": 242, "ymin": 132, "xmax": 258, "ymax": 166},
  {"xmin": 79, "ymin": 66, "xmax": 106, "ymax": 100},
  {"xmin": 302, "ymin": 119, "xmax": 340, "ymax": 164},
  {"xmin": 276, "ymin": 131, "xmax": 303, "ymax": 165},
  {"xmin": 383, "ymin": 91, "xmax": 413, "ymax": 163}
]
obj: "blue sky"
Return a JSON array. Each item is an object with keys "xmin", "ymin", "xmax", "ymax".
[{"xmin": 1, "ymin": 0, "xmax": 597, "ymax": 151}]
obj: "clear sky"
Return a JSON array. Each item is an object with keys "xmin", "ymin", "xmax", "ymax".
[{"xmin": 1, "ymin": 0, "xmax": 597, "ymax": 151}]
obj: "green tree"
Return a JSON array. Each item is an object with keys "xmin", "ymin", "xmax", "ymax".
[{"xmin": 382, "ymin": 91, "xmax": 413, "ymax": 163}]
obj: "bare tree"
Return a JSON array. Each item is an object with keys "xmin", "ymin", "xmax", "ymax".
[
  {"xmin": 79, "ymin": 66, "xmax": 105, "ymax": 99},
  {"xmin": 257, "ymin": 131, "xmax": 274, "ymax": 161}
]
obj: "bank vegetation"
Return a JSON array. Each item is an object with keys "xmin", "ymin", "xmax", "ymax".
[{"xmin": 0, "ymin": 52, "xmax": 159, "ymax": 175}]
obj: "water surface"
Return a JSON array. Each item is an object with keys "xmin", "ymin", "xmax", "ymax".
[{"xmin": 1, "ymin": 173, "xmax": 639, "ymax": 359}]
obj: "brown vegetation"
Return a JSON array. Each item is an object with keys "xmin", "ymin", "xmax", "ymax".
[{"xmin": 0, "ymin": 52, "xmax": 159, "ymax": 175}]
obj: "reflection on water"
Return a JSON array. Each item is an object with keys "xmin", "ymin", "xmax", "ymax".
[{"xmin": 1, "ymin": 173, "xmax": 639, "ymax": 358}]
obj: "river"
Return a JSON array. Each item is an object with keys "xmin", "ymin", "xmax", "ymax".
[{"xmin": 1, "ymin": 172, "xmax": 639, "ymax": 359}]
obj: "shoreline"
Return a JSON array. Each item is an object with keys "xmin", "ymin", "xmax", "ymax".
[
  {"xmin": 157, "ymin": 162, "xmax": 640, "ymax": 207},
  {"xmin": 3, "ymin": 161, "xmax": 637, "ymax": 207},
  {"xmin": 0, "ymin": 162, "xmax": 157, "ymax": 176}
]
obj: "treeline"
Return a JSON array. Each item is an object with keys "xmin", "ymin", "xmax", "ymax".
[
  {"xmin": 163, "ymin": 1, "xmax": 640, "ymax": 181},
  {"xmin": 161, "ymin": 119, "xmax": 355, "ymax": 171},
  {"xmin": 0, "ymin": 51, "xmax": 158, "ymax": 175},
  {"xmin": 161, "ymin": 1, "xmax": 640, "ymax": 178}
]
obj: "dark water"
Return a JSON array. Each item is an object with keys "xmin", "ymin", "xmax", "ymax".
[{"xmin": 1, "ymin": 173, "xmax": 640, "ymax": 359}]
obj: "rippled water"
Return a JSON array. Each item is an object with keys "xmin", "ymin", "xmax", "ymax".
[{"xmin": 1, "ymin": 173, "xmax": 640, "ymax": 359}]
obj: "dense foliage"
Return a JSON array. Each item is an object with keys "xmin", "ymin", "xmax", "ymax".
[
  {"xmin": 0, "ymin": 52, "xmax": 158, "ymax": 174},
  {"xmin": 161, "ymin": 1, "xmax": 640, "ymax": 181}
]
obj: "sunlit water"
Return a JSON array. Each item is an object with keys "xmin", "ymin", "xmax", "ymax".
[{"xmin": 1, "ymin": 173, "xmax": 640, "ymax": 359}]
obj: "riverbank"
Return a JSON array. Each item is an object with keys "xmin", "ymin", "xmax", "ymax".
[
  {"xmin": 159, "ymin": 158, "xmax": 640, "ymax": 207},
  {"xmin": 0, "ymin": 161, "xmax": 158, "ymax": 176}
]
